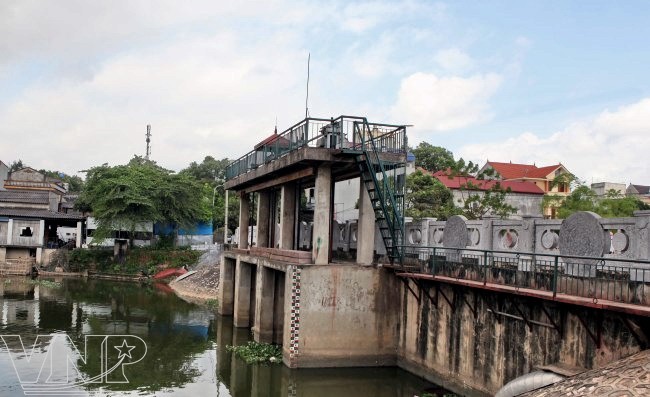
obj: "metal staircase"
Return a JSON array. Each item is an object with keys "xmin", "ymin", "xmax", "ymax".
[{"xmin": 350, "ymin": 120, "xmax": 406, "ymax": 264}]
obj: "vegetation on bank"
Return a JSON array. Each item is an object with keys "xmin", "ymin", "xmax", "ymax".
[
  {"xmin": 226, "ymin": 341, "xmax": 282, "ymax": 364},
  {"xmin": 47, "ymin": 246, "xmax": 201, "ymax": 275}
]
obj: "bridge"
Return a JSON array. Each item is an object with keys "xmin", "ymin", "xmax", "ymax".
[{"xmin": 219, "ymin": 115, "xmax": 650, "ymax": 396}]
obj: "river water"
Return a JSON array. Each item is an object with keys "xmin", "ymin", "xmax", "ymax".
[{"xmin": 0, "ymin": 277, "xmax": 453, "ymax": 397}]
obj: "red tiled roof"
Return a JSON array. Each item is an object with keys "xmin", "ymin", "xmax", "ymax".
[
  {"xmin": 254, "ymin": 131, "xmax": 291, "ymax": 150},
  {"xmin": 486, "ymin": 161, "xmax": 562, "ymax": 179},
  {"xmin": 430, "ymin": 170, "xmax": 544, "ymax": 195}
]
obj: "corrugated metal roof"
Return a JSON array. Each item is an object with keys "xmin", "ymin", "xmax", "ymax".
[
  {"xmin": 0, "ymin": 190, "xmax": 50, "ymax": 204},
  {"xmin": 0, "ymin": 208, "xmax": 82, "ymax": 220},
  {"xmin": 632, "ymin": 184, "xmax": 650, "ymax": 195}
]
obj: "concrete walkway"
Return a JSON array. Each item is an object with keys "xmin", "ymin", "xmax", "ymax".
[{"xmin": 522, "ymin": 350, "xmax": 650, "ymax": 396}]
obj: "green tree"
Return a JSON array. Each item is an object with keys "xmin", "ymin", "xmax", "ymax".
[
  {"xmin": 412, "ymin": 142, "xmax": 456, "ymax": 173},
  {"xmin": 38, "ymin": 169, "xmax": 85, "ymax": 192},
  {"xmin": 542, "ymin": 184, "xmax": 596, "ymax": 219},
  {"xmin": 180, "ymin": 156, "xmax": 232, "ymax": 229},
  {"xmin": 547, "ymin": 184, "xmax": 649, "ymax": 219},
  {"xmin": 8, "ymin": 159, "xmax": 24, "ymax": 172},
  {"xmin": 443, "ymin": 159, "xmax": 517, "ymax": 220},
  {"xmin": 597, "ymin": 196, "xmax": 649, "ymax": 217},
  {"xmin": 459, "ymin": 180, "xmax": 517, "ymax": 220},
  {"xmin": 405, "ymin": 170, "xmax": 457, "ymax": 220},
  {"xmin": 76, "ymin": 158, "xmax": 209, "ymax": 244}
]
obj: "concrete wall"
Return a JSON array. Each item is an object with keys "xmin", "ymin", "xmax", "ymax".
[
  {"xmin": 397, "ymin": 281, "xmax": 645, "ymax": 397},
  {"xmin": 6, "ymin": 248, "xmax": 30, "ymax": 259},
  {"xmin": 0, "ymin": 221, "xmax": 7, "ymax": 244},
  {"xmin": 592, "ymin": 182, "xmax": 626, "ymax": 197},
  {"xmin": 11, "ymin": 220, "xmax": 40, "ymax": 246},
  {"xmin": 0, "ymin": 162, "xmax": 8, "ymax": 190},
  {"xmin": 285, "ymin": 265, "xmax": 400, "ymax": 368},
  {"xmin": 450, "ymin": 190, "xmax": 543, "ymax": 218},
  {"xmin": 9, "ymin": 168, "xmax": 46, "ymax": 182},
  {"xmin": 401, "ymin": 211, "xmax": 650, "ymax": 262}
]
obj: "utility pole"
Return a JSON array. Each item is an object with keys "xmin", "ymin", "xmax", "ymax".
[{"xmin": 145, "ymin": 125, "xmax": 152, "ymax": 160}]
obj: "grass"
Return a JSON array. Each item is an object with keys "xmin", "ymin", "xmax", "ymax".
[
  {"xmin": 29, "ymin": 279, "xmax": 63, "ymax": 289},
  {"xmin": 204, "ymin": 299, "xmax": 219, "ymax": 310}
]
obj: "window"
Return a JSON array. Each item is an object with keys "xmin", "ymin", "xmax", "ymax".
[{"xmin": 20, "ymin": 227, "xmax": 33, "ymax": 237}]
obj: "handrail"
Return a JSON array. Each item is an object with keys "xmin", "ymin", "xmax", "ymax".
[
  {"xmin": 397, "ymin": 245, "xmax": 650, "ymax": 265},
  {"xmin": 225, "ymin": 115, "xmax": 407, "ymax": 181},
  {"xmin": 396, "ymin": 245, "xmax": 650, "ymax": 306}
]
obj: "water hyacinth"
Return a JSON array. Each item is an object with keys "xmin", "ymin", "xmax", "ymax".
[{"xmin": 226, "ymin": 341, "xmax": 282, "ymax": 365}]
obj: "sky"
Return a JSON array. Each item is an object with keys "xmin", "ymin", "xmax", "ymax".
[{"xmin": 1, "ymin": 0, "xmax": 649, "ymax": 185}]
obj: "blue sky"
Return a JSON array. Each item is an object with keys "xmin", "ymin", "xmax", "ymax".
[{"xmin": 1, "ymin": 0, "xmax": 649, "ymax": 185}]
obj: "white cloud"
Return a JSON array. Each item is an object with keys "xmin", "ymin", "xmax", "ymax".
[
  {"xmin": 0, "ymin": 27, "xmax": 308, "ymax": 174},
  {"xmin": 390, "ymin": 72, "xmax": 502, "ymax": 131},
  {"xmin": 458, "ymin": 98, "xmax": 650, "ymax": 185},
  {"xmin": 434, "ymin": 48, "xmax": 473, "ymax": 71}
]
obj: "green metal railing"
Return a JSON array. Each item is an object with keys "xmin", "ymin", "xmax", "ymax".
[
  {"xmin": 351, "ymin": 120, "xmax": 407, "ymax": 263},
  {"xmin": 399, "ymin": 245, "xmax": 650, "ymax": 306},
  {"xmin": 225, "ymin": 116, "xmax": 407, "ymax": 181}
]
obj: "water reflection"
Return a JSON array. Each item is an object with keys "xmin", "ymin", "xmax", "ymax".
[{"xmin": 0, "ymin": 278, "xmax": 444, "ymax": 397}]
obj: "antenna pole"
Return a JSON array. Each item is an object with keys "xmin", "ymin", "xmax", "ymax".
[
  {"xmin": 305, "ymin": 52, "xmax": 310, "ymax": 119},
  {"xmin": 145, "ymin": 124, "xmax": 152, "ymax": 160}
]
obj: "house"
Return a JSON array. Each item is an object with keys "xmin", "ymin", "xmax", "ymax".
[
  {"xmin": 85, "ymin": 217, "xmax": 153, "ymax": 247},
  {"xmin": 0, "ymin": 166, "xmax": 83, "ymax": 272},
  {"xmin": 479, "ymin": 161, "xmax": 573, "ymax": 218},
  {"xmin": 431, "ymin": 170, "xmax": 545, "ymax": 217},
  {"xmin": 252, "ymin": 128, "xmax": 292, "ymax": 168},
  {"xmin": 0, "ymin": 161, "xmax": 8, "ymax": 191},
  {"xmin": 591, "ymin": 182, "xmax": 626, "ymax": 197},
  {"xmin": 4, "ymin": 167, "xmax": 68, "ymax": 194},
  {"xmin": 627, "ymin": 184, "xmax": 650, "ymax": 205}
]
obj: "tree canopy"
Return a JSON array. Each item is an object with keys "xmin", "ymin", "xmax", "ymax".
[
  {"xmin": 405, "ymin": 159, "xmax": 517, "ymax": 221},
  {"xmin": 411, "ymin": 142, "xmax": 456, "ymax": 173},
  {"xmin": 544, "ymin": 184, "xmax": 650, "ymax": 218},
  {"xmin": 405, "ymin": 170, "xmax": 457, "ymax": 220},
  {"xmin": 76, "ymin": 158, "xmax": 210, "ymax": 241}
]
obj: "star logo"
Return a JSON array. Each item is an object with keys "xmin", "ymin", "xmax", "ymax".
[{"xmin": 114, "ymin": 339, "xmax": 136, "ymax": 360}]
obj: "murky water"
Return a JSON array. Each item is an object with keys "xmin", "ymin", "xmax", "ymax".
[{"xmin": 0, "ymin": 277, "xmax": 450, "ymax": 397}]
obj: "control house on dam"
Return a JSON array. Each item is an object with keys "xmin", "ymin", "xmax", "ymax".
[{"xmin": 218, "ymin": 115, "xmax": 650, "ymax": 397}]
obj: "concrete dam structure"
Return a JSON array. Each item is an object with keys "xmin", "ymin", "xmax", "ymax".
[{"xmin": 218, "ymin": 115, "xmax": 650, "ymax": 396}]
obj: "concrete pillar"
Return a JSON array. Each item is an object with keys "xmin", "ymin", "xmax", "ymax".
[
  {"xmin": 312, "ymin": 165, "xmax": 332, "ymax": 264},
  {"xmin": 635, "ymin": 210, "xmax": 650, "ymax": 260},
  {"xmin": 256, "ymin": 191, "xmax": 271, "ymax": 248},
  {"xmin": 7, "ymin": 219, "xmax": 13, "ymax": 245},
  {"xmin": 238, "ymin": 193, "xmax": 250, "ymax": 249},
  {"xmin": 279, "ymin": 184, "xmax": 296, "ymax": 250},
  {"xmin": 356, "ymin": 183, "xmax": 375, "ymax": 265},
  {"xmin": 224, "ymin": 190, "xmax": 229, "ymax": 244},
  {"xmin": 233, "ymin": 259, "xmax": 252, "ymax": 327},
  {"xmin": 38, "ymin": 220, "xmax": 45, "ymax": 246},
  {"xmin": 272, "ymin": 272, "xmax": 285, "ymax": 345},
  {"xmin": 253, "ymin": 266, "xmax": 275, "ymax": 343},
  {"xmin": 75, "ymin": 221, "xmax": 82, "ymax": 248},
  {"xmin": 218, "ymin": 256, "xmax": 236, "ymax": 316},
  {"xmin": 36, "ymin": 248, "xmax": 42, "ymax": 265}
]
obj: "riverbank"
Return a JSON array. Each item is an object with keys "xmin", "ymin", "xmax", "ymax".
[{"xmin": 169, "ymin": 248, "xmax": 220, "ymax": 305}]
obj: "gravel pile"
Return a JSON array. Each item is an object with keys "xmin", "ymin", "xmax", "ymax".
[{"xmin": 169, "ymin": 248, "xmax": 220, "ymax": 303}]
